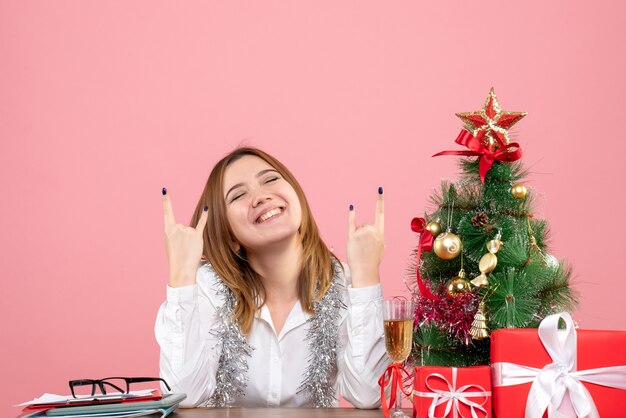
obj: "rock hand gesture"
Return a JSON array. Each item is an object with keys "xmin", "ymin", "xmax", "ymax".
[
  {"xmin": 162, "ymin": 188, "xmax": 208, "ymax": 288},
  {"xmin": 347, "ymin": 187, "xmax": 385, "ymax": 288}
]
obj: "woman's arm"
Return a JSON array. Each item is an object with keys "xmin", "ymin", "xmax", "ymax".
[
  {"xmin": 155, "ymin": 265, "xmax": 222, "ymax": 407},
  {"xmin": 157, "ymin": 189, "xmax": 220, "ymax": 406},
  {"xmin": 339, "ymin": 188, "xmax": 389, "ymax": 408},
  {"xmin": 336, "ymin": 269, "xmax": 390, "ymax": 409}
]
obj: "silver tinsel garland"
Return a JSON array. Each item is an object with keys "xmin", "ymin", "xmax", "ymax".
[
  {"xmin": 207, "ymin": 265, "xmax": 254, "ymax": 407},
  {"xmin": 207, "ymin": 261, "xmax": 346, "ymax": 407},
  {"xmin": 296, "ymin": 260, "xmax": 346, "ymax": 407}
]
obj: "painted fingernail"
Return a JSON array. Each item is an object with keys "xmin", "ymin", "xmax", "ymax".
[
  {"xmin": 349, "ymin": 204, "xmax": 354, "ymax": 211},
  {"xmin": 162, "ymin": 187, "xmax": 167, "ymax": 195},
  {"xmin": 378, "ymin": 186, "xmax": 383, "ymax": 195},
  {"xmin": 204, "ymin": 205, "xmax": 208, "ymax": 212}
]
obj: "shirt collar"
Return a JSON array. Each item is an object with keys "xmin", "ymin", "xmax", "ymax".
[{"xmin": 258, "ymin": 300, "xmax": 311, "ymax": 339}]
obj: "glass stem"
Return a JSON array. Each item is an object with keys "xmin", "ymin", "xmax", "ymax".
[{"xmin": 395, "ymin": 377, "xmax": 402, "ymax": 415}]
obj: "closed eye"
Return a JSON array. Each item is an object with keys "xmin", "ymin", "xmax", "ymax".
[
  {"xmin": 230, "ymin": 192, "xmax": 245, "ymax": 202},
  {"xmin": 265, "ymin": 176, "xmax": 279, "ymax": 184}
]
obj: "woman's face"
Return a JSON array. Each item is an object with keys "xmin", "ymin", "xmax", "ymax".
[{"xmin": 223, "ymin": 155, "xmax": 302, "ymax": 252}]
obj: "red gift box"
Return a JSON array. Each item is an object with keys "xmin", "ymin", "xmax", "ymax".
[
  {"xmin": 491, "ymin": 312, "xmax": 626, "ymax": 418},
  {"xmin": 413, "ymin": 365, "xmax": 492, "ymax": 418}
]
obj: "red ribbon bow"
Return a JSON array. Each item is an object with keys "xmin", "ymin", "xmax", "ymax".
[
  {"xmin": 433, "ymin": 130, "xmax": 523, "ymax": 182},
  {"xmin": 378, "ymin": 363, "xmax": 413, "ymax": 418},
  {"xmin": 411, "ymin": 217, "xmax": 441, "ymax": 301}
]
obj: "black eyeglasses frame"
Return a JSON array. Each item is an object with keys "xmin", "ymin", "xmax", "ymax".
[{"xmin": 68, "ymin": 377, "xmax": 171, "ymax": 398}]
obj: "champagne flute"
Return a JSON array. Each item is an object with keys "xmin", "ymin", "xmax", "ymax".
[{"xmin": 383, "ymin": 299, "xmax": 415, "ymax": 418}]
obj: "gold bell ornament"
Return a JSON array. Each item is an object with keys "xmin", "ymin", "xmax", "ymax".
[
  {"xmin": 471, "ymin": 235, "xmax": 503, "ymax": 287},
  {"xmin": 470, "ymin": 285, "xmax": 499, "ymax": 340},
  {"xmin": 446, "ymin": 269, "xmax": 471, "ymax": 297},
  {"xmin": 470, "ymin": 302, "xmax": 489, "ymax": 340}
]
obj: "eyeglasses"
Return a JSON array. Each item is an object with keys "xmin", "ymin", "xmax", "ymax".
[{"xmin": 68, "ymin": 377, "xmax": 171, "ymax": 398}]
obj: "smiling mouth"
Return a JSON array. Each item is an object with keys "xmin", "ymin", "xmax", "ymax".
[{"xmin": 255, "ymin": 207, "xmax": 285, "ymax": 224}]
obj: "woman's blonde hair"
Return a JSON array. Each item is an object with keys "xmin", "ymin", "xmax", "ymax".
[{"xmin": 190, "ymin": 147, "xmax": 339, "ymax": 334}]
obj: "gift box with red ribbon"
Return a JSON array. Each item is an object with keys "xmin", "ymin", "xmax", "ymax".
[
  {"xmin": 491, "ymin": 312, "xmax": 626, "ymax": 418},
  {"xmin": 413, "ymin": 365, "xmax": 492, "ymax": 418}
]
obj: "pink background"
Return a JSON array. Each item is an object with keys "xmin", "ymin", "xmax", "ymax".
[{"xmin": 2, "ymin": 1, "xmax": 625, "ymax": 415}]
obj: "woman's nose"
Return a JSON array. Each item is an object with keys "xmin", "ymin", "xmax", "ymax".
[{"xmin": 252, "ymin": 192, "xmax": 271, "ymax": 207}]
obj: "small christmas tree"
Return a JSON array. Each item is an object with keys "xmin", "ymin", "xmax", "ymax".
[{"xmin": 407, "ymin": 88, "xmax": 578, "ymax": 366}]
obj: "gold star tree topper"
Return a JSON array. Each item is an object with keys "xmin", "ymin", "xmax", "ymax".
[{"xmin": 456, "ymin": 88, "xmax": 527, "ymax": 149}]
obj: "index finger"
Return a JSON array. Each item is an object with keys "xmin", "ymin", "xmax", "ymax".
[
  {"xmin": 348, "ymin": 204, "xmax": 356, "ymax": 235},
  {"xmin": 375, "ymin": 186, "xmax": 384, "ymax": 233},
  {"xmin": 162, "ymin": 188, "xmax": 177, "ymax": 228}
]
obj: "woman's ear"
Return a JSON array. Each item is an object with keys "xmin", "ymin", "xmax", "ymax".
[{"xmin": 233, "ymin": 242, "xmax": 247, "ymax": 261}]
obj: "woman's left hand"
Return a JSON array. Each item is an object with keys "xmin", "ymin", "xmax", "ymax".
[{"xmin": 347, "ymin": 187, "xmax": 385, "ymax": 287}]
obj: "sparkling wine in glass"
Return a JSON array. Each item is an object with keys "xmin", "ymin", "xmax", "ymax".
[{"xmin": 383, "ymin": 299, "xmax": 415, "ymax": 418}]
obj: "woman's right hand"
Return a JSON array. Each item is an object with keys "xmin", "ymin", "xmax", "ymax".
[{"xmin": 162, "ymin": 188, "xmax": 209, "ymax": 288}]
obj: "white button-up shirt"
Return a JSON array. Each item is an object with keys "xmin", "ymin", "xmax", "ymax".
[{"xmin": 155, "ymin": 263, "xmax": 389, "ymax": 408}]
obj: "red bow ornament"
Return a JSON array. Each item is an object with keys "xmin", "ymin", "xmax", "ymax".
[
  {"xmin": 411, "ymin": 217, "xmax": 441, "ymax": 301},
  {"xmin": 433, "ymin": 130, "xmax": 523, "ymax": 183}
]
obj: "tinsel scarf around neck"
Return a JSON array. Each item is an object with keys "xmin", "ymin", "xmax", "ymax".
[{"xmin": 207, "ymin": 261, "xmax": 346, "ymax": 408}]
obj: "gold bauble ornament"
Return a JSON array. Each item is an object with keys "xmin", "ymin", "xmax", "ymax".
[
  {"xmin": 433, "ymin": 232, "xmax": 462, "ymax": 260},
  {"xmin": 511, "ymin": 183, "xmax": 528, "ymax": 199},
  {"xmin": 426, "ymin": 220, "xmax": 442, "ymax": 238},
  {"xmin": 446, "ymin": 270, "xmax": 471, "ymax": 297},
  {"xmin": 470, "ymin": 302, "xmax": 489, "ymax": 340}
]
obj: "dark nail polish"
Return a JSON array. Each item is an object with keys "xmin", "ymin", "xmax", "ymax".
[
  {"xmin": 162, "ymin": 187, "xmax": 167, "ymax": 195},
  {"xmin": 349, "ymin": 204, "xmax": 354, "ymax": 211},
  {"xmin": 378, "ymin": 186, "xmax": 383, "ymax": 195},
  {"xmin": 204, "ymin": 205, "xmax": 208, "ymax": 212}
]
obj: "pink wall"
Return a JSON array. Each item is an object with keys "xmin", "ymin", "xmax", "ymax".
[{"xmin": 2, "ymin": 1, "xmax": 625, "ymax": 414}]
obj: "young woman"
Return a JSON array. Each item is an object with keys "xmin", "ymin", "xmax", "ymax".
[{"xmin": 155, "ymin": 147, "xmax": 389, "ymax": 408}]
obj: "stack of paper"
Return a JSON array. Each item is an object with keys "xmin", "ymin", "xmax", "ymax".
[{"xmin": 16, "ymin": 392, "xmax": 186, "ymax": 418}]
